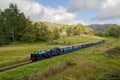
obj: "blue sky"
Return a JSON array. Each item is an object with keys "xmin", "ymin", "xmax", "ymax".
[
  {"xmin": 0, "ymin": 0, "xmax": 120, "ymax": 25},
  {"xmin": 37, "ymin": 0, "xmax": 68, "ymax": 8}
]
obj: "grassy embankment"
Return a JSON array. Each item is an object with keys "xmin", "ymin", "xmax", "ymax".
[
  {"xmin": 0, "ymin": 35, "xmax": 101, "ymax": 69},
  {"xmin": 0, "ymin": 35, "xmax": 119, "ymax": 80}
]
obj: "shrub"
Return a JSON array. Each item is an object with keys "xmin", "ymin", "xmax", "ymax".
[
  {"xmin": 105, "ymin": 46, "xmax": 120, "ymax": 58},
  {"xmin": 99, "ymin": 69, "xmax": 120, "ymax": 80}
]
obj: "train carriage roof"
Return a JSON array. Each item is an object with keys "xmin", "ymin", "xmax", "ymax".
[{"xmin": 57, "ymin": 45, "xmax": 73, "ymax": 49}]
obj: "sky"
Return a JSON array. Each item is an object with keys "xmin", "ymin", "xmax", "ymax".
[{"xmin": 0, "ymin": 0, "xmax": 120, "ymax": 25}]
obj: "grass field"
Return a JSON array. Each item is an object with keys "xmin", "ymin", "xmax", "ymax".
[
  {"xmin": 0, "ymin": 35, "xmax": 119, "ymax": 80},
  {"xmin": 42, "ymin": 38, "xmax": 120, "ymax": 80},
  {"xmin": 0, "ymin": 35, "xmax": 101, "ymax": 62},
  {"xmin": 0, "ymin": 35, "xmax": 102, "ymax": 69},
  {"xmin": 0, "ymin": 43, "xmax": 56, "ymax": 69}
]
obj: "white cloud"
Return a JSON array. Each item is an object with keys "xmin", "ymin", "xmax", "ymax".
[
  {"xmin": 0, "ymin": 0, "xmax": 83, "ymax": 24},
  {"xmin": 68, "ymin": 0, "xmax": 98, "ymax": 12},
  {"xmin": 95, "ymin": 0, "xmax": 120, "ymax": 20},
  {"xmin": 39, "ymin": 7, "xmax": 78, "ymax": 24},
  {"xmin": 117, "ymin": 20, "xmax": 120, "ymax": 25},
  {"xmin": 69, "ymin": 0, "xmax": 120, "ymax": 20}
]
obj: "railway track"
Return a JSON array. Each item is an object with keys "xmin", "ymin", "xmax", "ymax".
[
  {"xmin": 0, "ymin": 56, "xmax": 58, "ymax": 73},
  {"xmin": 0, "ymin": 61, "xmax": 32, "ymax": 73},
  {"xmin": 0, "ymin": 55, "xmax": 61, "ymax": 73}
]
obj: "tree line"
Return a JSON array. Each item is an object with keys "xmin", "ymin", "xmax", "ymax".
[
  {"xmin": 0, "ymin": 3, "xmax": 94, "ymax": 45},
  {"xmin": 95, "ymin": 25, "xmax": 120, "ymax": 38}
]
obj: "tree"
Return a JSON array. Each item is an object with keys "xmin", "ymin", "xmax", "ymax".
[
  {"xmin": 20, "ymin": 23, "xmax": 36, "ymax": 42},
  {"xmin": 3, "ymin": 3, "xmax": 20, "ymax": 42},
  {"xmin": 33, "ymin": 23, "xmax": 51, "ymax": 41},
  {"xmin": 15, "ymin": 13, "xmax": 29, "ymax": 40},
  {"xmin": 0, "ymin": 3, "xmax": 34, "ymax": 44},
  {"xmin": 106, "ymin": 26, "xmax": 120, "ymax": 38},
  {"xmin": 95, "ymin": 32, "xmax": 106, "ymax": 37},
  {"xmin": 84, "ymin": 28, "xmax": 94, "ymax": 35},
  {"xmin": 65, "ymin": 25, "xmax": 73, "ymax": 36},
  {"xmin": 73, "ymin": 24, "xmax": 85, "ymax": 35},
  {"xmin": 0, "ymin": 3, "xmax": 25, "ymax": 43},
  {"xmin": 0, "ymin": 9, "xmax": 7, "ymax": 45},
  {"xmin": 53, "ymin": 27, "xmax": 60, "ymax": 39}
]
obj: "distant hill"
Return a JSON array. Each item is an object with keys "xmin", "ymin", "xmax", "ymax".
[
  {"xmin": 87, "ymin": 24, "xmax": 119, "ymax": 32},
  {"xmin": 36, "ymin": 21, "xmax": 63, "ymax": 28},
  {"xmin": 34, "ymin": 22, "xmax": 119, "ymax": 33}
]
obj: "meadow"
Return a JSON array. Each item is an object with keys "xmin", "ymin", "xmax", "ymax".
[
  {"xmin": 0, "ymin": 35, "xmax": 102, "ymax": 69},
  {"xmin": 0, "ymin": 35, "xmax": 119, "ymax": 80}
]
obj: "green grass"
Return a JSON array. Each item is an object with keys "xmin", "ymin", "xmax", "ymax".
[
  {"xmin": 0, "ymin": 43, "xmax": 55, "ymax": 62},
  {"xmin": 0, "ymin": 35, "xmax": 102, "ymax": 62},
  {"xmin": 0, "ymin": 35, "xmax": 119, "ymax": 80},
  {"xmin": 40, "ymin": 38, "xmax": 120, "ymax": 80},
  {"xmin": 50, "ymin": 35, "xmax": 102, "ymax": 45},
  {"xmin": 0, "ymin": 35, "xmax": 102, "ymax": 69},
  {"xmin": 0, "ymin": 43, "xmax": 56, "ymax": 69}
]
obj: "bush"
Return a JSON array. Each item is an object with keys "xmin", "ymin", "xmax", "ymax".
[
  {"xmin": 99, "ymin": 69, "xmax": 120, "ymax": 80},
  {"xmin": 105, "ymin": 46, "xmax": 120, "ymax": 58},
  {"xmin": 65, "ymin": 60, "xmax": 76, "ymax": 66}
]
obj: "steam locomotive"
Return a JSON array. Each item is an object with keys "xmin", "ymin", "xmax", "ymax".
[{"xmin": 31, "ymin": 40, "xmax": 105, "ymax": 61}]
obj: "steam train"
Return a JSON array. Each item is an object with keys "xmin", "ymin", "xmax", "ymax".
[{"xmin": 31, "ymin": 40, "xmax": 105, "ymax": 61}]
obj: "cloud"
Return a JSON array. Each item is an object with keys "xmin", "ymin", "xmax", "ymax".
[
  {"xmin": 117, "ymin": 20, "xmax": 120, "ymax": 25},
  {"xmin": 68, "ymin": 0, "xmax": 98, "ymax": 12},
  {"xmin": 39, "ymin": 6, "xmax": 78, "ymax": 24},
  {"xmin": 68, "ymin": 0, "xmax": 120, "ymax": 20},
  {"xmin": 0, "ymin": 0, "xmax": 45, "ymax": 20},
  {"xmin": 95, "ymin": 0, "xmax": 120, "ymax": 20},
  {"xmin": 0, "ymin": 0, "xmax": 82, "ymax": 24}
]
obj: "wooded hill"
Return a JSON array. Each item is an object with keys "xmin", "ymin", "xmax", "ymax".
[{"xmin": 87, "ymin": 24, "xmax": 119, "ymax": 32}]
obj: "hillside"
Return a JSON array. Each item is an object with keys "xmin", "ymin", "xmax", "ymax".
[
  {"xmin": 38, "ymin": 21, "xmax": 64, "ymax": 30},
  {"xmin": 87, "ymin": 24, "xmax": 119, "ymax": 32},
  {"xmin": 36, "ymin": 22, "xmax": 120, "ymax": 33}
]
